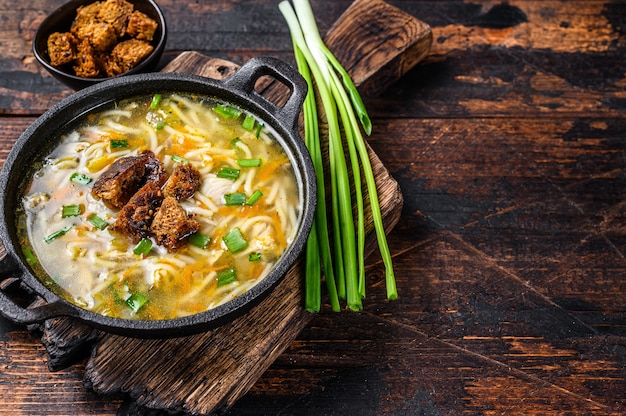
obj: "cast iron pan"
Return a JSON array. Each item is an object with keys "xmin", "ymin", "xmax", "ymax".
[{"xmin": 0, "ymin": 57, "xmax": 315, "ymax": 338}]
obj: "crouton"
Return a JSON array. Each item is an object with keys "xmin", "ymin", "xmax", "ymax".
[
  {"xmin": 150, "ymin": 196, "xmax": 200, "ymax": 250},
  {"xmin": 71, "ymin": 1, "xmax": 103, "ymax": 38},
  {"xmin": 47, "ymin": 32, "xmax": 77, "ymax": 66},
  {"xmin": 73, "ymin": 22, "xmax": 117, "ymax": 52},
  {"xmin": 126, "ymin": 10, "xmax": 158, "ymax": 41},
  {"xmin": 104, "ymin": 39, "xmax": 153, "ymax": 76},
  {"xmin": 113, "ymin": 181, "xmax": 164, "ymax": 241},
  {"xmin": 97, "ymin": 0, "xmax": 134, "ymax": 36},
  {"xmin": 73, "ymin": 38, "xmax": 102, "ymax": 78},
  {"xmin": 92, "ymin": 153, "xmax": 147, "ymax": 208},
  {"xmin": 91, "ymin": 150, "xmax": 167, "ymax": 207},
  {"xmin": 163, "ymin": 164, "xmax": 202, "ymax": 200},
  {"xmin": 143, "ymin": 150, "xmax": 168, "ymax": 187}
]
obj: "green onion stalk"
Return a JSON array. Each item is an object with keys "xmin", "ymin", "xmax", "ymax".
[{"xmin": 279, "ymin": 0, "xmax": 397, "ymax": 311}]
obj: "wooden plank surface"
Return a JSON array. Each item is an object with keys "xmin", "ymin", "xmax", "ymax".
[
  {"xmin": 1, "ymin": 0, "xmax": 626, "ymax": 415},
  {"xmin": 3, "ymin": 0, "xmax": 427, "ymax": 414}
]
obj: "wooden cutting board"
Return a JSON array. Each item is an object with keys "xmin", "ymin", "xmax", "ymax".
[{"xmin": 32, "ymin": 0, "xmax": 432, "ymax": 414}]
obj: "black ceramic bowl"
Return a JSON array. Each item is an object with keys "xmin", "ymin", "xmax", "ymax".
[
  {"xmin": 33, "ymin": 0, "xmax": 167, "ymax": 90},
  {"xmin": 0, "ymin": 57, "xmax": 315, "ymax": 338}
]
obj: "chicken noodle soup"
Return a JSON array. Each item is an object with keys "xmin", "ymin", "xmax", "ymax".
[{"xmin": 17, "ymin": 93, "xmax": 301, "ymax": 320}]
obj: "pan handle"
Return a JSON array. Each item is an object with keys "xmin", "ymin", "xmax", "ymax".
[
  {"xmin": 0, "ymin": 252, "xmax": 77, "ymax": 324},
  {"xmin": 223, "ymin": 57, "xmax": 308, "ymax": 134}
]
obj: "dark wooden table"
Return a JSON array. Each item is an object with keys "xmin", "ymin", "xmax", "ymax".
[{"xmin": 1, "ymin": 1, "xmax": 625, "ymax": 415}]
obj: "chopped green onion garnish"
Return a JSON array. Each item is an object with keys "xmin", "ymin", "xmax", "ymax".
[
  {"xmin": 133, "ymin": 238, "xmax": 152, "ymax": 256},
  {"xmin": 69, "ymin": 172, "xmax": 92, "ymax": 185},
  {"xmin": 246, "ymin": 190, "xmax": 263, "ymax": 205},
  {"xmin": 237, "ymin": 158, "xmax": 262, "ymax": 168},
  {"xmin": 149, "ymin": 93, "xmax": 162, "ymax": 110},
  {"xmin": 126, "ymin": 292, "xmax": 148, "ymax": 313},
  {"xmin": 216, "ymin": 166, "xmax": 240, "ymax": 180},
  {"xmin": 110, "ymin": 139, "xmax": 128, "ymax": 149},
  {"xmin": 44, "ymin": 225, "xmax": 72, "ymax": 243},
  {"xmin": 242, "ymin": 114, "xmax": 256, "ymax": 131},
  {"xmin": 230, "ymin": 137, "xmax": 241, "ymax": 147},
  {"xmin": 223, "ymin": 227, "xmax": 248, "ymax": 253},
  {"xmin": 171, "ymin": 154, "xmax": 189, "ymax": 164},
  {"xmin": 62, "ymin": 204, "xmax": 82, "ymax": 218},
  {"xmin": 155, "ymin": 120, "xmax": 166, "ymax": 130},
  {"xmin": 255, "ymin": 122, "xmax": 263, "ymax": 138},
  {"xmin": 214, "ymin": 104, "xmax": 242, "ymax": 118},
  {"xmin": 217, "ymin": 267, "xmax": 237, "ymax": 286},
  {"xmin": 248, "ymin": 252, "xmax": 261, "ymax": 261},
  {"xmin": 188, "ymin": 232, "xmax": 211, "ymax": 249},
  {"xmin": 87, "ymin": 213, "xmax": 108, "ymax": 230},
  {"xmin": 23, "ymin": 247, "xmax": 38, "ymax": 265},
  {"xmin": 224, "ymin": 193, "xmax": 246, "ymax": 206}
]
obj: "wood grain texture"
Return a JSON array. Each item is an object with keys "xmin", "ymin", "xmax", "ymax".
[
  {"xmin": 23, "ymin": 0, "xmax": 423, "ymax": 414},
  {"xmin": 325, "ymin": 0, "xmax": 432, "ymax": 97},
  {"xmin": 1, "ymin": 1, "xmax": 626, "ymax": 415}
]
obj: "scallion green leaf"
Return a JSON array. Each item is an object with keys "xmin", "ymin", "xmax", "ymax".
[
  {"xmin": 23, "ymin": 246, "xmax": 38, "ymax": 266},
  {"xmin": 126, "ymin": 292, "xmax": 148, "ymax": 312},
  {"xmin": 255, "ymin": 123, "xmax": 263, "ymax": 138},
  {"xmin": 133, "ymin": 238, "xmax": 152, "ymax": 256},
  {"xmin": 188, "ymin": 232, "xmax": 211, "ymax": 249},
  {"xmin": 87, "ymin": 213, "xmax": 108, "ymax": 230},
  {"xmin": 149, "ymin": 93, "xmax": 162, "ymax": 110},
  {"xmin": 69, "ymin": 172, "xmax": 92, "ymax": 185},
  {"xmin": 246, "ymin": 190, "xmax": 263, "ymax": 205},
  {"xmin": 155, "ymin": 120, "xmax": 166, "ymax": 130},
  {"xmin": 223, "ymin": 227, "xmax": 248, "ymax": 253},
  {"xmin": 236, "ymin": 158, "xmax": 262, "ymax": 168},
  {"xmin": 242, "ymin": 114, "xmax": 256, "ymax": 131},
  {"xmin": 248, "ymin": 252, "xmax": 262, "ymax": 261},
  {"xmin": 224, "ymin": 193, "xmax": 246, "ymax": 206},
  {"xmin": 216, "ymin": 166, "xmax": 240, "ymax": 180},
  {"xmin": 110, "ymin": 139, "xmax": 128, "ymax": 149},
  {"xmin": 44, "ymin": 225, "xmax": 72, "ymax": 243},
  {"xmin": 217, "ymin": 267, "xmax": 237, "ymax": 286},
  {"xmin": 62, "ymin": 204, "xmax": 82, "ymax": 218},
  {"xmin": 214, "ymin": 104, "xmax": 242, "ymax": 118},
  {"xmin": 171, "ymin": 154, "xmax": 189, "ymax": 164}
]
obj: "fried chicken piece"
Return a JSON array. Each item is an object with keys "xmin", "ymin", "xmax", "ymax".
[
  {"xmin": 113, "ymin": 181, "xmax": 164, "ymax": 241},
  {"xmin": 150, "ymin": 197, "xmax": 200, "ymax": 250},
  {"xmin": 126, "ymin": 10, "xmax": 158, "ymax": 41},
  {"xmin": 163, "ymin": 164, "xmax": 201, "ymax": 200},
  {"xmin": 47, "ymin": 32, "xmax": 77, "ymax": 66}
]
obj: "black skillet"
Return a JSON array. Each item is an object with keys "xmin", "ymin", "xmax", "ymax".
[{"xmin": 0, "ymin": 57, "xmax": 315, "ymax": 338}]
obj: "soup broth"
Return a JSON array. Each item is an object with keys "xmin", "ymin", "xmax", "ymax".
[{"xmin": 17, "ymin": 93, "xmax": 301, "ymax": 320}]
